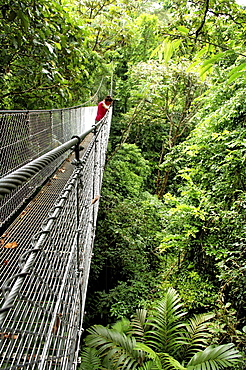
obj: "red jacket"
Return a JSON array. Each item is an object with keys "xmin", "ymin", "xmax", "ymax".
[{"xmin": 95, "ymin": 101, "xmax": 109, "ymax": 121}]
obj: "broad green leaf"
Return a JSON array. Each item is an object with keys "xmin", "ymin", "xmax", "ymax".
[
  {"xmin": 54, "ymin": 42, "xmax": 62, "ymax": 50},
  {"xmin": 227, "ymin": 61, "xmax": 246, "ymax": 76},
  {"xmin": 149, "ymin": 44, "xmax": 162, "ymax": 60},
  {"xmin": 177, "ymin": 26, "xmax": 189, "ymax": 34},
  {"xmin": 187, "ymin": 60, "xmax": 202, "ymax": 72},
  {"xmin": 196, "ymin": 46, "xmax": 209, "ymax": 58},
  {"xmin": 187, "ymin": 46, "xmax": 210, "ymax": 72},
  {"xmin": 201, "ymin": 52, "xmax": 226, "ymax": 68},
  {"xmin": 173, "ymin": 39, "xmax": 182, "ymax": 50},
  {"xmin": 200, "ymin": 63, "xmax": 213, "ymax": 77},
  {"xmin": 227, "ymin": 70, "xmax": 246, "ymax": 84},
  {"xmin": 164, "ymin": 42, "xmax": 174, "ymax": 63}
]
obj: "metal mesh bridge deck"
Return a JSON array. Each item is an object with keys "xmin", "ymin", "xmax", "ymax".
[{"xmin": 0, "ymin": 107, "xmax": 111, "ymax": 369}]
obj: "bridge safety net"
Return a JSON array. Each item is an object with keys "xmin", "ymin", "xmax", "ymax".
[
  {"xmin": 0, "ymin": 107, "xmax": 112, "ymax": 369},
  {"xmin": 0, "ymin": 106, "xmax": 96, "ymax": 228}
]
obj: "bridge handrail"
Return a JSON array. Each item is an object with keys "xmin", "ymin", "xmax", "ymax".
[{"xmin": 0, "ymin": 117, "xmax": 105, "ymax": 201}]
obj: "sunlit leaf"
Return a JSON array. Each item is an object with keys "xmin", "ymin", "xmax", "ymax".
[
  {"xmin": 201, "ymin": 52, "xmax": 226, "ymax": 68},
  {"xmin": 227, "ymin": 70, "xmax": 246, "ymax": 84},
  {"xmin": 177, "ymin": 26, "xmax": 189, "ymax": 34}
]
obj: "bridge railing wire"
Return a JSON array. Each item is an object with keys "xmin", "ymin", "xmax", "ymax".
[
  {"xmin": 0, "ymin": 105, "xmax": 97, "ymax": 229},
  {"xmin": 0, "ymin": 109, "xmax": 112, "ymax": 369}
]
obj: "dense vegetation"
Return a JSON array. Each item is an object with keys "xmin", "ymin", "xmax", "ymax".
[
  {"xmin": 1, "ymin": 0, "xmax": 245, "ymax": 368},
  {"xmin": 81, "ymin": 289, "xmax": 242, "ymax": 369}
]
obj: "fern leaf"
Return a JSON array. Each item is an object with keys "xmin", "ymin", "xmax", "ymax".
[
  {"xmin": 138, "ymin": 360, "xmax": 160, "ymax": 370},
  {"xmin": 135, "ymin": 343, "xmax": 162, "ymax": 369}
]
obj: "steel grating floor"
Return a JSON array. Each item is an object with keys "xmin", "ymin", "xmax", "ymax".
[{"xmin": 0, "ymin": 134, "xmax": 92, "ymax": 305}]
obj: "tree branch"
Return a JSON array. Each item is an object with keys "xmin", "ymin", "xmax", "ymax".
[
  {"xmin": 195, "ymin": 0, "xmax": 210, "ymax": 40},
  {"xmin": 92, "ymin": 28, "xmax": 101, "ymax": 51},
  {"xmin": 209, "ymin": 9, "xmax": 245, "ymax": 27}
]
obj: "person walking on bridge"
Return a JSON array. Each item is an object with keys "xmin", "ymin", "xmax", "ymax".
[{"xmin": 95, "ymin": 95, "xmax": 113, "ymax": 123}]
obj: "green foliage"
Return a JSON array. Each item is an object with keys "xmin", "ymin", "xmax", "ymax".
[
  {"xmin": 1, "ymin": 0, "xmax": 158, "ymax": 109},
  {"xmin": 210, "ymin": 297, "xmax": 246, "ymax": 355},
  {"xmin": 104, "ymin": 143, "xmax": 151, "ymax": 198},
  {"xmin": 113, "ymin": 60, "xmax": 208, "ymax": 198},
  {"xmin": 146, "ymin": 288, "xmax": 187, "ymax": 356},
  {"xmin": 80, "ymin": 288, "xmax": 242, "ymax": 370},
  {"xmin": 164, "ymin": 270, "xmax": 218, "ymax": 312},
  {"xmin": 4, "ymin": 0, "xmax": 245, "ymax": 362},
  {"xmin": 80, "ymin": 347, "xmax": 101, "ymax": 370},
  {"xmin": 156, "ymin": 80, "xmax": 246, "ymax": 337},
  {"xmin": 85, "ymin": 192, "xmax": 163, "ymax": 321},
  {"xmin": 186, "ymin": 343, "xmax": 241, "ymax": 370},
  {"xmin": 83, "ymin": 324, "xmax": 141, "ymax": 370},
  {"xmin": 0, "ymin": 0, "xmax": 103, "ymax": 108},
  {"xmin": 84, "ymin": 144, "xmax": 163, "ymax": 324},
  {"xmin": 82, "ymin": 1, "xmax": 246, "ymax": 366},
  {"xmin": 166, "ymin": 0, "xmax": 246, "ymax": 65},
  {"xmin": 184, "ymin": 313, "xmax": 215, "ymax": 359}
]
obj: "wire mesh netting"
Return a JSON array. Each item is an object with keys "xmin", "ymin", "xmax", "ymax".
[
  {"xmin": 0, "ymin": 108, "xmax": 112, "ymax": 369},
  {"xmin": 0, "ymin": 107, "xmax": 97, "ymax": 228}
]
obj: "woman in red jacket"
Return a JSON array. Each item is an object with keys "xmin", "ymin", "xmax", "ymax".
[{"xmin": 95, "ymin": 95, "xmax": 113, "ymax": 123}]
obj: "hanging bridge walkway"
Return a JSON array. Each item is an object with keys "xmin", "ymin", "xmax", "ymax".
[{"xmin": 0, "ymin": 105, "xmax": 112, "ymax": 369}]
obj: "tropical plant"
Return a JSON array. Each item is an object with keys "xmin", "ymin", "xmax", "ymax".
[
  {"xmin": 80, "ymin": 288, "xmax": 242, "ymax": 370},
  {"xmin": 156, "ymin": 77, "xmax": 246, "ymax": 319},
  {"xmin": 80, "ymin": 347, "xmax": 102, "ymax": 370}
]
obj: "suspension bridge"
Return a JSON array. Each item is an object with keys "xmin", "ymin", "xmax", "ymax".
[{"xmin": 0, "ymin": 104, "xmax": 112, "ymax": 369}]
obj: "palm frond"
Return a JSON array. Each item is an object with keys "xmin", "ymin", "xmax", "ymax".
[
  {"xmin": 186, "ymin": 343, "xmax": 242, "ymax": 370},
  {"xmin": 183, "ymin": 313, "xmax": 215, "ymax": 360},
  {"xmin": 129, "ymin": 309, "xmax": 148, "ymax": 339},
  {"xmin": 85, "ymin": 325, "xmax": 141, "ymax": 370},
  {"xmin": 135, "ymin": 343, "xmax": 162, "ymax": 369},
  {"xmin": 138, "ymin": 360, "xmax": 160, "ymax": 370},
  {"xmin": 145, "ymin": 288, "xmax": 187, "ymax": 355},
  {"xmin": 156, "ymin": 288, "xmax": 186, "ymax": 322},
  {"xmin": 135, "ymin": 343, "xmax": 186, "ymax": 370},
  {"xmin": 159, "ymin": 353, "xmax": 187, "ymax": 370},
  {"xmin": 79, "ymin": 347, "xmax": 101, "ymax": 370},
  {"xmin": 114, "ymin": 352, "xmax": 141, "ymax": 370}
]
